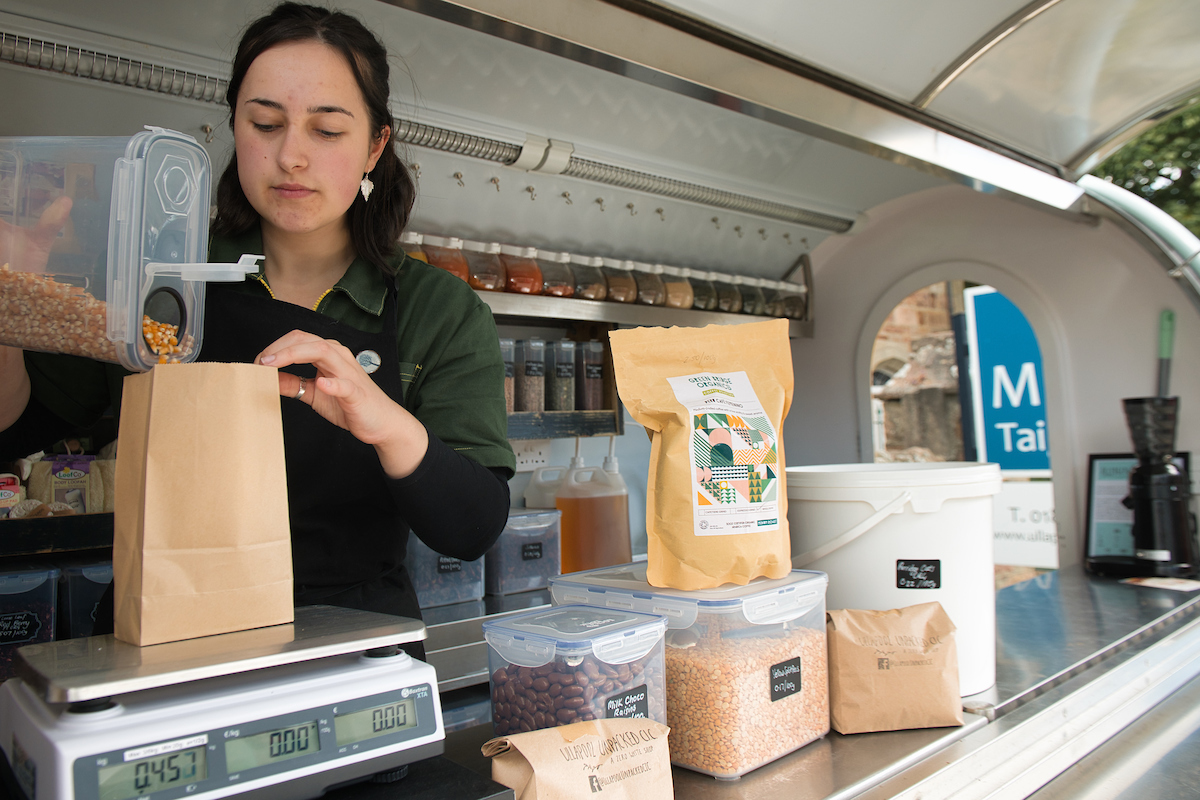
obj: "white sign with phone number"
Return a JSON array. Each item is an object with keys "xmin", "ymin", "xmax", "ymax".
[{"xmin": 993, "ymin": 480, "xmax": 1058, "ymax": 569}]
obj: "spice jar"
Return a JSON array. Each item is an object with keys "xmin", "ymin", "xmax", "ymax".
[
  {"xmin": 515, "ymin": 339, "xmax": 546, "ymax": 412},
  {"xmin": 399, "ymin": 231, "xmax": 428, "ymax": 262},
  {"xmin": 777, "ymin": 281, "xmax": 808, "ymax": 319},
  {"xmin": 661, "ymin": 266, "xmax": 694, "ymax": 310},
  {"xmin": 737, "ymin": 276, "xmax": 768, "ymax": 316},
  {"xmin": 500, "ymin": 245, "xmax": 543, "ymax": 294},
  {"xmin": 536, "ymin": 250, "xmax": 574, "ymax": 297},
  {"xmin": 631, "ymin": 261, "xmax": 666, "ymax": 306},
  {"xmin": 421, "ymin": 235, "xmax": 468, "ymax": 282},
  {"xmin": 547, "ymin": 339, "xmax": 576, "ymax": 411},
  {"xmin": 463, "ymin": 240, "xmax": 506, "ymax": 291},
  {"xmin": 712, "ymin": 272, "xmax": 743, "ymax": 313},
  {"xmin": 576, "ymin": 340, "xmax": 606, "ymax": 410},
  {"xmin": 600, "ymin": 258, "xmax": 637, "ymax": 303},
  {"xmin": 569, "ymin": 254, "xmax": 607, "ymax": 300},
  {"xmin": 500, "ymin": 337, "xmax": 515, "ymax": 414},
  {"xmin": 688, "ymin": 269, "xmax": 718, "ymax": 311}
]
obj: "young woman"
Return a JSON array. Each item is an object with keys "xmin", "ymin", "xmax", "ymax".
[{"xmin": 0, "ymin": 3, "xmax": 515, "ymax": 655}]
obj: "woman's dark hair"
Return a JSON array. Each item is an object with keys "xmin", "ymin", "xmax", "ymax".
[{"xmin": 213, "ymin": 2, "xmax": 415, "ymax": 276}]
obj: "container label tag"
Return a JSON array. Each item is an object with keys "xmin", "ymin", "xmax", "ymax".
[
  {"xmin": 666, "ymin": 371, "xmax": 780, "ymax": 536},
  {"xmin": 522, "ymin": 542, "xmax": 543, "ymax": 561},
  {"xmin": 770, "ymin": 656, "xmax": 803, "ymax": 701},
  {"xmin": 604, "ymin": 684, "xmax": 649, "ymax": 719},
  {"xmin": 0, "ymin": 611, "xmax": 41, "ymax": 645},
  {"xmin": 897, "ymin": 560, "xmax": 941, "ymax": 588},
  {"xmin": 437, "ymin": 557, "xmax": 463, "ymax": 574}
]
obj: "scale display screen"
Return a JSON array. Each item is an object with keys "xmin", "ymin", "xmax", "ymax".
[
  {"xmin": 97, "ymin": 741, "xmax": 207, "ymax": 800},
  {"xmin": 224, "ymin": 721, "xmax": 320, "ymax": 774},
  {"xmin": 335, "ymin": 698, "xmax": 418, "ymax": 746}
]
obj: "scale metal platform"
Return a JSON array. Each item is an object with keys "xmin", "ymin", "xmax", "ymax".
[{"xmin": 0, "ymin": 606, "xmax": 444, "ymax": 800}]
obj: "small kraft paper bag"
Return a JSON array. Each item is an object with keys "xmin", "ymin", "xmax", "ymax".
[
  {"xmin": 113, "ymin": 363, "xmax": 294, "ymax": 646},
  {"xmin": 483, "ymin": 718, "xmax": 673, "ymax": 800},
  {"xmin": 609, "ymin": 319, "xmax": 793, "ymax": 589},
  {"xmin": 826, "ymin": 602, "xmax": 963, "ymax": 734}
]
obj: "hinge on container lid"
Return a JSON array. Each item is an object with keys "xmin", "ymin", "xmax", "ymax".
[{"xmin": 145, "ymin": 253, "xmax": 263, "ymax": 282}]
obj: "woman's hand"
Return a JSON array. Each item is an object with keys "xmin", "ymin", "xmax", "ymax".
[
  {"xmin": 256, "ymin": 330, "xmax": 428, "ymax": 478},
  {"xmin": 0, "ymin": 345, "xmax": 30, "ymax": 432},
  {"xmin": 0, "ymin": 196, "xmax": 73, "ymax": 273}
]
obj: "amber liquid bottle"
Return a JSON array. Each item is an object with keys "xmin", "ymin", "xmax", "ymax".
[{"xmin": 555, "ymin": 445, "xmax": 632, "ymax": 574}]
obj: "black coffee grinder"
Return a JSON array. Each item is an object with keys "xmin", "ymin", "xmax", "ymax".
[{"xmin": 1121, "ymin": 396, "xmax": 1198, "ymax": 577}]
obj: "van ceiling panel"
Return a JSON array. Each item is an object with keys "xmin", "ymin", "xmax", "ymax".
[{"xmin": 640, "ymin": 0, "xmax": 1200, "ymax": 178}]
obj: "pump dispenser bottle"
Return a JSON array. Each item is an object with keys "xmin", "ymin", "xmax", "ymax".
[{"xmin": 555, "ymin": 437, "xmax": 632, "ymax": 573}]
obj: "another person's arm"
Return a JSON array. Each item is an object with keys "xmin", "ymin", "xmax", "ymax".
[{"xmin": 0, "ymin": 346, "xmax": 30, "ymax": 432}]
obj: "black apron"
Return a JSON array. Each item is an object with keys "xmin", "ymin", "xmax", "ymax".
[{"xmin": 198, "ymin": 279, "xmax": 425, "ymax": 659}]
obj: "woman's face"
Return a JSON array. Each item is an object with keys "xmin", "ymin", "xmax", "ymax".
[{"xmin": 234, "ymin": 40, "xmax": 387, "ymax": 240}]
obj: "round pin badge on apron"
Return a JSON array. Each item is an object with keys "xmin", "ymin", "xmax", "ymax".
[{"xmin": 357, "ymin": 349, "xmax": 382, "ymax": 374}]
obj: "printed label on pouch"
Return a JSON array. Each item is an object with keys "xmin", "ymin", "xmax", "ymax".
[
  {"xmin": 897, "ymin": 560, "xmax": 941, "ymax": 589},
  {"xmin": 605, "ymin": 684, "xmax": 649, "ymax": 719},
  {"xmin": 770, "ymin": 656, "xmax": 802, "ymax": 702},
  {"xmin": 437, "ymin": 557, "xmax": 463, "ymax": 574},
  {"xmin": 0, "ymin": 611, "xmax": 42, "ymax": 645},
  {"xmin": 522, "ymin": 542, "xmax": 543, "ymax": 561},
  {"xmin": 665, "ymin": 371, "xmax": 781, "ymax": 537},
  {"xmin": 525, "ymin": 361, "xmax": 545, "ymax": 378}
]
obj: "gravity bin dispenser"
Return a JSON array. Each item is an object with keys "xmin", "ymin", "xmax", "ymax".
[{"xmin": 0, "ymin": 127, "xmax": 258, "ymax": 371}]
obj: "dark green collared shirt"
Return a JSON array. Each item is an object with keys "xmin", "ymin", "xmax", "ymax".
[{"xmin": 25, "ymin": 228, "xmax": 515, "ymax": 476}]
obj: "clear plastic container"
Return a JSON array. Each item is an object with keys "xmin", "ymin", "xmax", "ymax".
[
  {"xmin": 500, "ymin": 244, "xmax": 542, "ymax": 295},
  {"xmin": 632, "ymin": 261, "xmax": 666, "ymax": 306},
  {"xmin": 523, "ymin": 465, "xmax": 568, "ymax": 509},
  {"xmin": 421, "ymin": 235, "xmax": 468, "ymax": 282},
  {"xmin": 499, "ymin": 337, "xmax": 515, "ymax": 414},
  {"xmin": 535, "ymin": 250, "xmax": 574, "ymax": 297},
  {"xmin": 486, "ymin": 508, "xmax": 562, "ymax": 595},
  {"xmin": 660, "ymin": 266, "xmax": 694, "ymax": 310},
  {"xmin": 600, "ymin": 258, "xmax": 636, "ymax": 303},
  {"xmin": 0, "ymin": 566, "xmax": 60, "ymax": 680},
  {"xmin": 0, "ymin": 128, "xmax": 253, "ymax": 371},
  {"xmin": 688, "ymin": 270, "xmax": 718, "ymax": 311},
  {"xmin": 441, "ymin": 689, "xmax": 492, "ymax": 733},
  {"xmin": 405, "ymin": 532, "xmax": 485, "ymax": 608},
  {"xmin": 761, "ymin": 279, "xmax": 783, "ymax": 317},
  {"xmin": 515, "ymin": 339, "xmax": 546, "ymax": 412},
  {"xmin": 712, "ymin": 271, "xmax": 743, "ymax": 313},
  {"xmin": 484, "ymin": 605, "xmax": 667, "ymax": 735},
  {"xmin": 575, "ymin": 340, "xmax": 606, "ymax": 411},
  {"xmin": 57, "ymin": 559, "xmax": 112, "ymax": 639},
  {"xmin": 546, "ymin": 340, "xmax": 576, "ymax": 411},
  {"xmin": 399, "ymin": 231, "xmax": 428, "ymax": 262},
  {"xmin": 569, "ymin": 254, "xmax": 607, "ymax": 300},
  {"xmin": 463, "ymin": 239, "xmax": 505, "ymax": 291},
  {"xmin": 556, "ymin": 461, "xmax": 631, "ymax": 573},
  {"xmin": 738, "ymin": 276, "xmax": 768, "ymax": 316},
  {"xmin": 551, "ymin": 566, "xmax": 830, "ymax": 779}
]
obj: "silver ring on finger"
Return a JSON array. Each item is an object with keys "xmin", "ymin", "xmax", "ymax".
[{"xmin": 294, "ymin": 376, "xmax": 307, "ymax": 401}]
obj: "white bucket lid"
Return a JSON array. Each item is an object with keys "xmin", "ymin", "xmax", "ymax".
[{"xmin": 785, "ymin": 462, "xmax": 1001, "ymax": 513}]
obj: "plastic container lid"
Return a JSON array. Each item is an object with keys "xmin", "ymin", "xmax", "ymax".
[
  {"xmin": 0, "ymin": 567, "xmax": 61, "ymax": 594},
  {"xmin": 550, "ymin": 564, "xmax": 827, "ymax": 629},
  {"xmin": 423, "ymin": 235, "xmax": 463, "ymax": 249},
  {"xmin": 399, "ymin": 231, "xmax": 423, "ymax": 245},
  {"xmin": 483, "ymin": 605, "xmax": 667, "ymax": 667},
  {"xmin": 500, "ymin": 244, "xmax": 536, "ymax": 258},
  {"xmin": 600, "ymin": 258, "xmax": 628, "ymax": 270},
  {"xmin": 571, "ymin": 254, "xmax": 603, "ymax": 268},
  {"xmin": 463, "ymin": 239, "xmax": 501, "ymax": 254}
]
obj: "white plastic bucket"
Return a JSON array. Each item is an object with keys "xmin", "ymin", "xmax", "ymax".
[{"xmin": 786, "ymin": 462, "xmax": 1002, "ymax": 696}]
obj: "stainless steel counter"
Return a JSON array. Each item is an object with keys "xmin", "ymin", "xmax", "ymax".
[{"xmin": 440, "ymin": 566, "xmax": 1200, "ymax": 799}]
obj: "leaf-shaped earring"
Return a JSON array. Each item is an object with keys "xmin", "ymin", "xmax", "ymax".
[{"xmin": 360, "ymin": 173, "xmax": 374, "ymax": 202}]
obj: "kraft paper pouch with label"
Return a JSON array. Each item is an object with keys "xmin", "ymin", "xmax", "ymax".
[
  {"xmin": 609, "ymin": 319, "xmax": 793, "ymax": 589},
  {"xmin": 113, "ymin": 363, "xmax": 294, "ymax": 646},
  {"xmin": 483, "ymin": 718, "xmax": 673, "ymax": 800},
  {"xmin": 826, "ymin": 603, "xmax": 963, "ymax": 734}
]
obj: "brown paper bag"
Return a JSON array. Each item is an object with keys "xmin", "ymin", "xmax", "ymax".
[
  {"xmin": 113, "ymin": 363, "xmax": 294, "ymax": 646},
  {"xmin": 483, "ymin": 719, "xmax": 673, "ymax": 800},
  {"xmin": 826, "ymin": 603, "xmax": 963, "ymax": 734},
  {"xmin": 609, "ymin": 319, "xmax": 793, "ymax": 589}
]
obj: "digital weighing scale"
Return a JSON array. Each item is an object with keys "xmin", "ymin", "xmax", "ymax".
[{"xmin": 0, "ymin": 606, "xmax": 444, "ymax": 800}]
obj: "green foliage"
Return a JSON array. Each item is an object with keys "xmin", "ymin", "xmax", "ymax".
[{"xmin": 1091, "ymin": 106, "xmax": 1200, "ymax": 237}]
